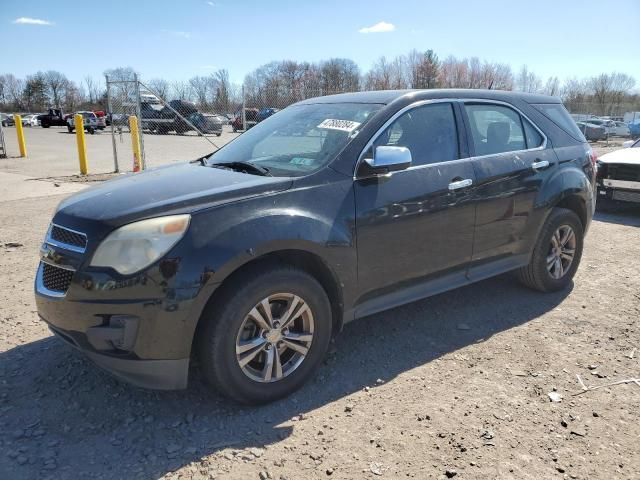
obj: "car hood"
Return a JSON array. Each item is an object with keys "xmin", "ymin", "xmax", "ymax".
[
  {"xmin": 599, "ymin": 148, "xmax": 640, "ymax": 166},
  {"xmin": 54, "ymin": 162, "xmax": 292, "ymax": 229}
]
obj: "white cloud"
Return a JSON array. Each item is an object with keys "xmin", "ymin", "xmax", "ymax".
[
  {"xmin": 13, "ymin": 17, "xmax": 53, "ymax": 26},
  {"xmin": 165, "ymin": 30, "xmax": 192, "ymax": 39},
  {"xmin": 207, "ymin": 1, "xmax": 216, "ymax": 5},
  {"xmin": 358, "ymin": 21, "xmax": 395, "ymax": 34}
]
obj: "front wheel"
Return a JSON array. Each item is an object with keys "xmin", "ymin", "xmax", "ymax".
[
  {"xmin": 517, "ymin": 207, "xmax": 584, "ymax": 292},
  {"xmin": 196, "ymin": 267, "xmax": 332, "ymax": 404}
]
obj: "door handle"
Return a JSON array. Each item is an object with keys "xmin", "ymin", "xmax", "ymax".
[
  {"xmin": 531, "ymin": 160, "xmax": 550, "ymax": 170},
  {"xmin": 448, "ymin": 178, "xmax": 473, "ymax": 191}
]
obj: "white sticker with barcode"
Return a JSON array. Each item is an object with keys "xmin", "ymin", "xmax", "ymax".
[{"xmin": 317, "ymin": 119, "xmax": 361, "ymax": 132}]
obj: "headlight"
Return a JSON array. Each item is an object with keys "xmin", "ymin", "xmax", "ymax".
[{"xmin": 90, "ymin": 215, "xmax": 190, "ymax": 275}]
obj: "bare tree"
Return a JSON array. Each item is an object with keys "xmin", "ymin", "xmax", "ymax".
[
  {"xmin": 0, "ymin": 74, "xmax": 24, "ymax": 109},
  {"xmin": 319, "ymin": 58, "xmax": 360, "ymax": 93},
  {"xmin": 364, "ymin": 56, "xmax": 407, "ymax": 90},
  {"xmin": 516, "ymin": 65, "xmax": 542, "ymax": 93},
  {"xmin": 588, "ymin": 73, "xmax": 636, "ymax": 115},
  {"xmin": 43, "ymin": 70, "xmax": 69, "ymax": 107},
  {"xmin": 147, "ymin": 78, "xmax": 169, "ymax": 99},
  {"xmin": 171, "ymin": 80, "xmax": 192, "ymax": 101},
  {"xmin": 212, "ymin": 69, "xmax": 231, "ymax": 112},
  {"xmin": 189, "ymin": 76, "xmax": 210, "ymax": 108},
  {"xmin": 84, "ymin": 76, "xmax": 102, "ymax": 104},
  {"xmin": 543, "ymin": 76, "xmax": 561, "ymax": 96}
]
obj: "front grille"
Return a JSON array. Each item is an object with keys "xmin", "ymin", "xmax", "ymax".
[
  {"xmin": 50, "ymin": 225, "xmax": 87, "ymax": 250},
  {"xmin": 607, "ymin": 164, "xmax": 640, "ymax": 182},
  {"xmin": 613, "ymin": 190, "xmax": 640, "ymax": 203},
  {"xmin": 42, "ymin": 263, "xmax": 74, "ymax": 293}
]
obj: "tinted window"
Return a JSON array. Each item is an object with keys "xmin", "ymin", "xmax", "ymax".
[
  {"xmin": 465, "ymin": 104, "xmax": 526, "ymax": 155},
  {"xmin": 373, "ymin": 103, "xmax": 459, "ymax": 166},
  {"xmin": 532, "ymin": 103, "xmax": 586, "ymax": 141},
  {"xmin": 523, "ymin": 118, "xmax": 544, "ymax": 148}
]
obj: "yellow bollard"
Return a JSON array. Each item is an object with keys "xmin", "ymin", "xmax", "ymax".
[
  {"xmin": 129, "ymin": 115, "xmax": 142, "ymax": 172},
  {"xmin": 14, "ymin": 114, "xmax": 27, "ymax": 157},
  {"xmin": 75, "ymin": 114, "xmax": 88, "ymax": 175}
]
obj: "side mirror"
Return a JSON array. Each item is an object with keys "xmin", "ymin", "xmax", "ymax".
[{"xmin": 360, "ymin": 146, "xmax": 412, "ymax": 177}]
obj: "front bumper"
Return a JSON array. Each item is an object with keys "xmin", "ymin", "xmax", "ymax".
[
  {"xmin": 34, "ymin": 222, "xmax": 213, "ymax": 390},
  {"xmin": 597, "ymin": 181, "xmax": 640, "ymax": 204},
  {"xmin": 47, "ymin": 322, "xmax": 188, "ymax": 389}
]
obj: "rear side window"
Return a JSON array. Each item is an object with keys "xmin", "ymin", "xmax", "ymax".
[
  {"xmin": 464, "ymin": 104, "xmax": 526, "ymax": 155},
  {"xmin": 373, "ymin": 103, "xmax": 459, "ymax": 166},
  {"xmin": 532, "ymin": 103, "xmax": 586, "ymax": 141}
]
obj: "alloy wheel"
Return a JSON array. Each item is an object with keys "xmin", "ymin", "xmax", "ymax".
[
  {"xmin": 235, "ymin": 293, "xmax": 315, "ymax": 383},
  {"xmin": 547, "ymin": 225, "xmax": 576, "ymax": 280}
]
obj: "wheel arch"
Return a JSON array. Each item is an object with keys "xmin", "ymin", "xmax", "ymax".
[
  {"xmin": 190, "ymin": 248, "xmax": 345, "ymax": 355},
  {"xmin": 554, "ymin": 194, "xmax": 587, "ymax": 230}
]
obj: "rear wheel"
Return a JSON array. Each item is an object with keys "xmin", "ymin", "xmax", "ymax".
[
  {"xmin": 67, "ymin": 125, "xmax": 74, "ymax": 133},
  {"xmin": 517, "ymin": 207, "xmax": 584, "ymax": 292},
  {"xmin": 197, "ymin": 267, "xmax": 332, "ymax": 404}
]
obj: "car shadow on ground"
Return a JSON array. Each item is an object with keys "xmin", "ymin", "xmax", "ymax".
[
  {"xmin": 594, "ymin": 203, "xmax": 640, "ymax": 227},
  {"xmin": 0, "ymin": 274, "xmax": 571, "ymax": 479}
]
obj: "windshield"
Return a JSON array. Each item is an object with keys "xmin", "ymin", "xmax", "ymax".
[{"xmin": 207, "ymin": 103, "xmax": 382, "ymax": 177}]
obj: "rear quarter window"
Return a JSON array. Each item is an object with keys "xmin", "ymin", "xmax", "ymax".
[{"xmin": 532, "ymin": 103, "xmax": 586, "ymax": 142}]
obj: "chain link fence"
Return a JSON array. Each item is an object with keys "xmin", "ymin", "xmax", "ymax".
[
  {"xmin": 106, "ymin": 75, "xmax": 231, "ymax": 173},
  {"xmin": 104, "ymin": 79, "xmax": 358, "ymax": 172}
]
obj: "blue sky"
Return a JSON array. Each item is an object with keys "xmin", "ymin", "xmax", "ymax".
[{"xmin": 3, "ymin": 0, "xmax": 639, "ymax": 86}]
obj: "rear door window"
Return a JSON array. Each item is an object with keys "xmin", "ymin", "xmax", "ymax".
[
  {"xmin": 523, "ymin": 118, "xmax": 544, "ymax": 148},
  {"xmin": 532, "ymin": 103, "xmax": 586, "ymax": 141},
  {"xmin": 464, "ymin": 104, "xmax": 526, "ymax": 155}
]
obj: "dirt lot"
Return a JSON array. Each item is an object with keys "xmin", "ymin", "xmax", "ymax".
[
  {"xmin": 1, "ymin": 149, "xmax": 639, "ymax": 480},
  {"xmin": 1, "ymin": 125, "xmax": 238, "ymax": 177}
]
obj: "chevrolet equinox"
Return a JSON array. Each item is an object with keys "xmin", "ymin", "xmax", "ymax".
[{"xmin": 35, "ymin": 90, "xmax": 596, "ymax": 404}]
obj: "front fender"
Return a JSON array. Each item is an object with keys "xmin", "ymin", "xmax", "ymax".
[{"xmin": 170, "ymin": 177, "xmax": 357, "ymax": 357}]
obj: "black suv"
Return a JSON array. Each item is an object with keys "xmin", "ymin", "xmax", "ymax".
[{"xmin": 35, "ymin": 90, "xmax": 596, "ymax": 404}]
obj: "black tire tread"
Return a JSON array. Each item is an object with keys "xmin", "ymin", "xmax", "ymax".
[
  {"xmin": 517, "ymin": 207, "xmax": 583, "ymax": 292},
  {"xmin": 196, "ymin": 265, "xmax": 331, "ymax": 404}
]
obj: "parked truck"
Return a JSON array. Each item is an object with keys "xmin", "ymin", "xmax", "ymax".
[{"xmin": 37, "ymin": 108, "xmax": 70, "ymax": 128}]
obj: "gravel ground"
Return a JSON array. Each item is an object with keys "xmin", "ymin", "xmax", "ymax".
[{"xmin": 1, "ymin": 154, "xmax": 639, "ymax": 479}]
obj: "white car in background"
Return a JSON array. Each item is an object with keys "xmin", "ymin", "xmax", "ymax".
[
  {"xmin": 597, "ymin": 139, "xmax": 640, "ymax": 204},
  {"xmin": 609, "ymin": 121, "xmax": 630, "ymax": 137},
  {"xmin": 585, "ymin": 118, "xmax": 615, "ymax": 135},
  {"xmin": 21, "ymin": 114, "xmax": 35, "ymax": 127},
  {"xmin": 30, "ymin": 114, "xmax": 42, "ymax": 127}
]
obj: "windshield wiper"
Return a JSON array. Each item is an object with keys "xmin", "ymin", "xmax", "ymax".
[{"xmin": 211, "ymin": 161, "xmax": 272, "ymax": 176}]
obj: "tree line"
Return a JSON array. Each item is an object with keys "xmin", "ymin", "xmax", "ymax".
[{"xmin": 1, "ymin": 49, "xmax": 638, "ymax": 116}]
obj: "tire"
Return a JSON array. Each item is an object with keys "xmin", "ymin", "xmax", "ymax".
[
  {"xmin": 67, "ymin": 125, "xmax": 74, "ymax": 133},
  {"xmin": 196, "ymin": 266, "xmax": 332, "ymax": 405},
  {"xmin": 517, "ymin": 207, "xmax": 584, "ymax": 292},
  {"xmin": 42, "ymin": 122, "xmax": 50, "ymax": 128},
  {"xmin": 216, "ymin": 132, "xmax": 222, "ymax": 137}
]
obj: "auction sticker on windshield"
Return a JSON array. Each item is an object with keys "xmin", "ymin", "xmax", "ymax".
[{"xmin": 317, "ymin": 119, "xmax": 361, "ymax": 132}]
